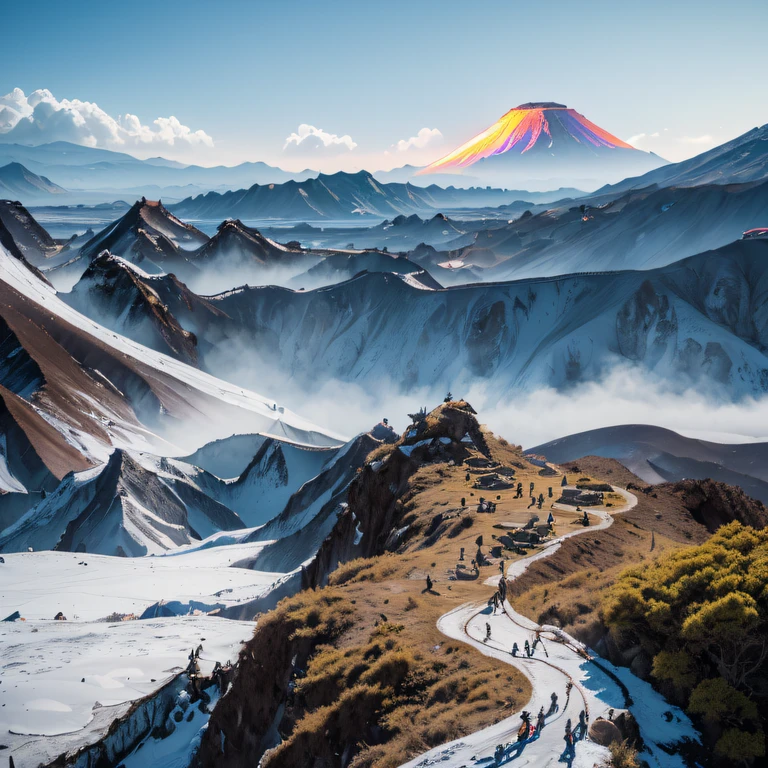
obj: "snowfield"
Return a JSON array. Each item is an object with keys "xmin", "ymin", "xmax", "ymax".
[
  {"xmin": 0, "ymin": 616, "xmax": 247, "ymax": 764},
  {"xmin": 1, "ymin": 544, "xmax": 285, "ymax": 621},
  {"xmin": 0, "ymin": 541, "xmax": 294, "ymax": 763}
]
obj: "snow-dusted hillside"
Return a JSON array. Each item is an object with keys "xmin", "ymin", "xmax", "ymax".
[
  {"xmin": 0, "ymin": 236, "xmax": 345, "ymax": 461},
  {"xmin": 94, "ymin": 238, "xmax": 765, "ymax": 401},
  {"xmin": 0, "ymin": 449, "xmax": 246, "ymax": 555},
  {"xmin": 456, "ymin": 178, "xmax": 768, "ymax": 279}
]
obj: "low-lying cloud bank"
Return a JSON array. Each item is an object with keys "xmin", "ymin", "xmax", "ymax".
[
  {"xmin": 0, "ymin": 87, "xmax": 213, "ymax": 155},
  {"xmin": 264, "ymin": 366, "xmax": 768, "ymax": 447}
]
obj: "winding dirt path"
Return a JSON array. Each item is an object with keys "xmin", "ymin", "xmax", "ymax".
[{"xmin": 399, "ymin": 488, "xmax": 637, "ymax": 768}]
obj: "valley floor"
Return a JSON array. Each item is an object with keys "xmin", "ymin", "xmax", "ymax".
[{"xmin": 0, "ymin": 535, "xmax": 291, "ymax": 764}]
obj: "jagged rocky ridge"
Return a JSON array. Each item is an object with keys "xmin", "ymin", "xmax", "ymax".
[{"xmin": 64, "ymin": 238, "xmax": 768, "ymax": 399}]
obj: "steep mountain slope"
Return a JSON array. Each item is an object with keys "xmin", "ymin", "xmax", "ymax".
[
  {"xmin": 80, "ymin": 196, "xmax": 208, "ymax": 268},
  {"xmin": 0, "ymin": 236, "xmax": 345, "ymax": 467},
  {"xmin": 418, "ymin": 102, "xmax": 664, "ymax": 188},
  {"xmin": 528, "ymin": 424, "xmax": 768, "ymax": 504},
  {"xmin": 201, "ymin": 438, "xmax": 339, "ymax": 527},
  {"xmin": 241, "ymin": 433, "xmax": 379, "ymax": 574},
  {"xmin": 0, "ymin": 198, "xmax": 61, "ymax": 265},
  {"xmin": 0, "ymin": 383, "xmax": 93, "ymax": 530},
  {"xmin": 62, "ymin": 238, "xmax": 768, "ymax": 400},
  {"xmin": 0, "ymin": 161, "xmax": 66, "ymax": 198},
  {"xmin": 194, "ymin": 219, "xmax": 307, "ymax": 266},
  {"xmin": 42, "ymin": 197, "xmax": 210, "ymax": 290},
  {"xmin": 165, "ymin": 239, "xmax": 765, "ymax": 399},
  {"xmin": 63, "ymin": 251, "xmax": 229, "ymax": 365},
  {"xmin": 597, "ymin": 122, "xmax": 768, "ymax": 195},
  {"xmin": 0, "ymin": 449, "xmax": 245, "ymax": 555},
  {"xmin": 185, "ymin": 218, "xmax": 319, "ymax": 292},
  {"xmin": 458, "ymin": 178, "xmax": 768, "ymax": 279}
]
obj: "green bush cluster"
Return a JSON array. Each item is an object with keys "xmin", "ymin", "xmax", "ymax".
[{"xmin": 603, "ymin": 522, "xmax": 767, "ymax": 763}]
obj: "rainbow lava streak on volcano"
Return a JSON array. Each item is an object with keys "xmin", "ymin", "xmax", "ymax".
[{"xmin": 418, "ymin": 102, "xmax": 636, "ymax": 174}]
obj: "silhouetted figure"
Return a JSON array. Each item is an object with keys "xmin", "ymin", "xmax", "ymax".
[
  {"xmin": 548, "ymin": 691, "xmax": 559, "ymax": 715},
  {"xmin": 577, "ymin": 710, "xmax": 587, "ymax": 740},
  {"xmin": 518, "ymin": 711, "xmax": 532, "ymax": 742},
  {"xmin": 537, "ymin": 706, "xmax": 546, "ymax": 732},
  {"xmin": 485, "ymin": 622, "xmax": 491, "ymax": 641},
  {"xmin": 524, "ymin": 639, "xmax": 531, "ymax": 657},
  {"xmin": 563, "ymin": 720, "xmax": 576, "ymax": 759},
  {"xmin": 511, "ymin": 642, "xmax": 519, "ymax": 656},
  {"xmin": 426, "ymin": 574, "xmax": 433, "ymax": 592}
]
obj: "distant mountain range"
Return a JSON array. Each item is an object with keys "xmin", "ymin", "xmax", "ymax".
[
  {"xmin": 595, "ymin": 122, "xmax": 768, "ymax": 195},
  {"xmin": 416, "ymin": 102, "xmax": 666, "ymax": 188},
  {"xmin": 0, "ymin": 162, "xmax": 66, "ymax": 198},
  {"xmin": 0, "ymin": 141, "xmax": 315, "ymax": 202},
  {"xmin": 528, "ymin": 424, "xmax": 768, "ymax": 504},
  {"xmin": 169, "ymin": 170, "xmax": 580, "ymax": 221},
  {"xmin": 446, "ymin": 177, "xmax": 768, "ymax": 279},
  {"xmin": 58, "ymin": 227, "xmax": 768, "ymax": 401}
]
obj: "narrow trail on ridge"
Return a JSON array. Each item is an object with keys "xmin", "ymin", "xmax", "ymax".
[{"xmin": 400, "ymin": 487, "xmax": 639, "ymax": 768}]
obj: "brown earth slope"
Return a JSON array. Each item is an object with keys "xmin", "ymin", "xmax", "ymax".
[{"xmin": 194, "ymin": 403, "xmax": 630, "ymax": 768}]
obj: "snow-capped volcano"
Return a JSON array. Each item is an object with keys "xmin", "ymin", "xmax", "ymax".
[{"xmin": 418, "ymin": 102, "xmax": 666, "ymax": 187}]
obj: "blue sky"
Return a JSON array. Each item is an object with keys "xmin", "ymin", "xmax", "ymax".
[{"xmin": 2, "ymin": 0, "xmax": 766, "ymax": 169}]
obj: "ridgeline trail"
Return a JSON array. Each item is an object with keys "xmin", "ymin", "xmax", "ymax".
[{"xmin": 400, "ymin": 488, "xmax": 652, "ymax": 768}]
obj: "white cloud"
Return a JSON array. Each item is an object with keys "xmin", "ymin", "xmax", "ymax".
[
  {"xmin": 395, "ymin": 127, "xmax": 443, "ymax": 152},
  {"xmin": 0, "ymin": 88, "xmax": 213, "ymax": 153},
  {"xmin": 626, "ymin": 129, "xmax": 665, "ymax": 148},
  {"xmin": 283, "ymin": 124, "xmax": 357, "ymax": 156}
]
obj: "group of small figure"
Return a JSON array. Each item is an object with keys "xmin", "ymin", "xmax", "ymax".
[
  {"xmin": 491, "ymin": 691, "xmax": 589, "ymax": 765},
  {"xmin": 491, "ymin": 692, "xmax": 566, "ymax": 766},
  {"xmin": 561, "ymin": 709, "xmax": 589, "ymax": 761},
  {"xmin": 510, "ymin": 636, "xmax": 541, "ymax": 657}
]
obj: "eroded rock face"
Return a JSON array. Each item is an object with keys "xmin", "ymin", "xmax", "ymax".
[
  {"xmin": 467, "ymin": 300, "xmax": 508, "ymax": 376},
  {"xmin": 616, "ymin": 281, "xmax": 676, "ymax": 362},
  {"xmin": 660, "ymin": 478, "xmax": 768, "ymax": 532}
]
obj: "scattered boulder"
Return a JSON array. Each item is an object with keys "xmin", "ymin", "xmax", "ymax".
[{"xmin": 588, "ymin": 717, "xmax": 622, "ymax": 746}]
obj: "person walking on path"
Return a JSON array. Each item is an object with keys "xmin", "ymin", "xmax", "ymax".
[{"xmin": 548, "ymin": 691, "xmax": 559, "ymax": 715}]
